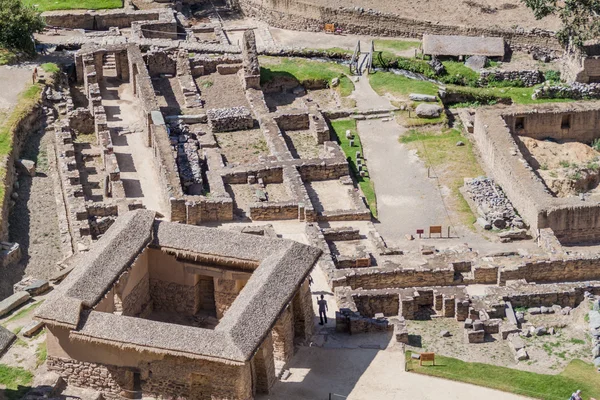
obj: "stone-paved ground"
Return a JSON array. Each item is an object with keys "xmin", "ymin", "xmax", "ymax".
[{"xmin": 2, "ymin": 128, "xmax": 62, "ymax": 299}]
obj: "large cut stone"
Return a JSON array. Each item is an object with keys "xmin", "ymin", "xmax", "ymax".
[
  {"xmin": 465, "ymin": 55, "xmax": 488, "ymax": 71},
  {"xmin": 0, "ymin": 325, "xmax": 15, "ymax": 355},
  {"xmin": 515, "ymin": 348, "xmax": 529, "ymax": 361},
  {"xmin": 415, "ymin": 104, "xmax": 443, "ymax": 119},
  {"xmin": 16, "ymin": 159, "xmax": 36, "ymax": 177},
  {"xmin": 0, "ymin": 291, "xmax": 30, "ymax": 317},
  {"xmin": 409, "ymin": 93, "xmax": 437, "ymax": 102},
  {"xmin": 589, "ymin": 310, "xmax": 600, "ymax": 330}
]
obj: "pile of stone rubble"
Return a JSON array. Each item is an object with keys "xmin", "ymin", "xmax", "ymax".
[
  {"xmin": 168, "ymin": 122, "xmax": 204, "ymax": 194},
  {"xmin": 533, "ymin": 82, "xmax": 600, "ymax": 100},
  {"xmin": 465, "ymin": 177, "xmax": 526, "ymax": 230},
  {"xmin": 207, "ymin": 106, "xmax": 253, "ymax": 133}
]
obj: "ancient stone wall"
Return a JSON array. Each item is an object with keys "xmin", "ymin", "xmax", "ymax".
[
  {"xmin": 272, "ymin": 306, "xmax": 295, "ymax": 365},
  {"xmin": 145, "ymin": 50, "xmax": 177, "ymax": 77},
  {"xmin": 252, "ymin": 332, "xmax": 276, "ymax": 393},
  {"xmin": 149, "ymin": 278, "xmax": 197, "ymax": 314},
  {"xmin": 235, "ymin": 0, "xmax": 560, "ymax": 50},
  {"xmin": 499, "ymin": 257, "xmax": 600, "ymax": 285},
  {"xmin": 250, "ymin": 201, "xmax": 300, "ymax": 220},
  {"xmin": 42, "ymin": 9, "xmax": 164, "ymax": 30},
  {"xmin": 47, "ymin": 357, "xmax": 121, "ymax": 397},
  {"xmin": 479, "ymin": 70, "xmax": 543, "ymax": 87},
  {"xmin": 339, "ymin": 266, "xmax": 455, "ymax": 290},
  {"xmin": 121, "ymin": 272, "xmax": 151, "ymax": 317},
  {"xmin": 352, "ymin": 293, "xmax": 399, "ymax": 317}
]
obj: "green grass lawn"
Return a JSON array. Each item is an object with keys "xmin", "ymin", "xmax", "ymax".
[
  {"xmin": 0, "ymin": 83, "xmax": 42, "ymax": 208},
  {"xmin": 259, "ymin": 57, "xmax": 354, "ymax": 96},
  {"xmin": 23, "ymin": 0, "xmax": 122, "ymax": 11},
  {"xmin": 369, "ymin": 71, "xmax": 439, "ymax": 98},
  {"xmin": 399, "ymin": 129, "xmax": 482, "ymax": 227},
  {"xmin": 0, "ymin": 364, "xmax": 33, "ymax": 400},
  {"xmin": 330, "ymin": 119, "xmax": 377, "ymax": 218},
  {"xmin": 445, "ymin": 84, "xmax": 575, "ymax": 105},
  {"xmin": 374, "ymin": 39, "xmax": 421, "ymax": 57},
  {"xmin": 407, "ymin": 352, "xmax": 600, "ymax": 400},
  {"xmin": 40, "ymin": 62, "xmax": 59, "ymax": 74}
]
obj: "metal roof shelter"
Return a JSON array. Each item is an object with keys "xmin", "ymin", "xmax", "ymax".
[{"xmin": 423, "ymin": 34, "xmax": 505, "ymax": 59}]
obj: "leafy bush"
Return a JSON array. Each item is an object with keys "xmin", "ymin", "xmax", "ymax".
[
  {"xmin": 544, "ymin": 70, "xmax": 561, "ymax": 82},
  {"xmin": 0, "ymin": 0, "xmax": 44, "ymax": 54}
]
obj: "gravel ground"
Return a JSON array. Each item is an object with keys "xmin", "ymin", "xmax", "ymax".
[
  {"xmin": 2, "ymin": 128, "xmax": 62, "ymax": 299},
  {"xmin": 196, "ymin": 73, "xmax": 250, "ymax": 110},
  {"xmin": 215, "ymin": 129, "xmax": 269, "ymax": 166}
]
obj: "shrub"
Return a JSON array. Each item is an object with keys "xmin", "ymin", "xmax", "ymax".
[
  {"xmin": 0, "ymin": 0, "xmax": 45, "ymax": 54},
  {"xmin": 544, "ymin": 70, "xmax": 561, "ymax": 83}
]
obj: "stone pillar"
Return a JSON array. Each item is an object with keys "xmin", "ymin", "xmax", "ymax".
[
  {"xmin": 292, "ymin": 279, "xmax": 314, "ymax": 341},
  {"xmin": 272, "ymin": 305, "xmax": 295, "ymax": 365},
  {"xmin": 214, "ymin": 278, "xmax": 243, "ymax": 319},
  {"xmin": 75, "ymin": 53, "xmax": 84, "ymax": 84},
  {"xmin": 252, "ymin": 332, "xmax": 276, "ymax": 394},
  {"xmin": 94, "ymin": 52, "xmax": 104, "ymax": 82}
]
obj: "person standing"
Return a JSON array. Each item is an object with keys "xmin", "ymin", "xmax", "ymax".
[{"xmin": 317, "ymin": 294, "xmax": 328, "ymax": 325}]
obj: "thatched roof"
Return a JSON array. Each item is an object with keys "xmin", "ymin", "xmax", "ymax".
[
  {"xmin": 36, "ymin": 210, "xmax": 156, "ymax": 328},
  {"xmin": 37, "ymin": 210, "xmax": 321, "ymax": 363},
  {"xmin": 423, "ymin": 34, "xmax": 505, "ymax": 58}
]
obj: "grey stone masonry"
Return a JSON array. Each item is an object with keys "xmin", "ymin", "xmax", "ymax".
[{"xmin": 207, "ymin": 107, "xmax": 254, "ymax": 132}]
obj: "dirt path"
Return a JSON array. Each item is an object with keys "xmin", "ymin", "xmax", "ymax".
[
  {"xmin": 3, "ymin": 128, "xmax": 62, "ymax": 299},
  {"xmin": 259, "ymin": 345, "xmax": 530, "ymax": 400},
  {"xmin": 100, "ymin": 77, "xmax": 169, "ymax": 216}
]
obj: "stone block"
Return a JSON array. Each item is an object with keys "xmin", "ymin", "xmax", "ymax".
[
  {"xmin": 0, "ymin": 325, "xmax": 16, "ymax": 355},
  {"xmin": 515, "ymin": 348, "xmax": 529, "ymax": 361},
  {"xmin": 467, "ymin": 329, "xmax": 485, "ymax": 343},
  {"xmin": 22, "ymin": 320, "xmax": 44, "ymax": 337},
  {"xmin": 16, "ymin": 159, "xmax": 36, "ymax": 177},
  {"xmin": 0, "ymin": 291, "xmax": 30, "ymax": 317}
]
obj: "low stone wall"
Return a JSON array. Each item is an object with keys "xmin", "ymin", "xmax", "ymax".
[
  {"xmin": 479, "ymin": 70, "xmax": 543, "ymax": 87},
  {"xmin": 338, "ymin": 265, "xmax": 455, "ymax": 290},
  {"xmin": 499, "ymin": 257, "xmax": 600, "ymax": 285},
  {"xmin": 43, "ymin": 9, "xmax": 164, "ymax": 30},
  {"xmin": 207, "ymin": 107, "xmax": 254, "ymax": 132},
  {"xmin": 47, "ymin": 356, "xmax": 121, "ymax": 398},
  {"xmin": 250, "ymin": 201, "xmax": 300, "ymax": 220},
  {"xmin": 533, "ymin": 82, "xmax": 600, "ymax": 100},
  {"xmin": 322, "ymin": 226, "xmax": 360, "ymax": 241}
]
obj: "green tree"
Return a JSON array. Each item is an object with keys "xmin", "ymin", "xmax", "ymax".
[
  {"xmin": 0, "ymin": 0, "xmax": 45, "ymax": 54},
  {"xmin": 522, "ymin": 0, "xmax": 600, "ymax": 48}
]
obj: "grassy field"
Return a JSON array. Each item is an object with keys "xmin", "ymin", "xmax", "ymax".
[
  {"xmin": 374, "ymin": 39, "xmax": 421, "ymax": 58},
  {"xmin": 261, "ymin": 57, "xmax": 343, "ymax": 83},
  {"xmin": 400, "ymin": 129, "xmax": 482, "ymax": 227},
  {"xmin": 369, "ymin": 71, "xmax": 439, "ymax": 97},
  {"xmin": 0, "ymin": 364, "xmax": 33, "ymax": 400},
  {"xmin": 330, "ymin": 119, "xmax": 377, "ymax": 218},
  {"xmin": 0, "ymin": 83, "xmax": 42, "ymax": 203},
  {"xmin": 407, "ymin": 352, "xmax": 600, "ymax": 400},
  {"xmin": 23, "ymin": 0, "xmax": 122, "ymax": 11}
]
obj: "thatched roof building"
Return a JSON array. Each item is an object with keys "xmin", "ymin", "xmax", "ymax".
[{"xmin": 423, "ymin": 34, "xmax": 505, "ymax": 59}]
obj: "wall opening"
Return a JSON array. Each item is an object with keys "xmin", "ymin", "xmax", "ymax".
[
  {"xmin": 515, "ymin": 116, "xmax": 525, "ymax": 131},
  {"xmin": 561, "ymin": 114, "xmax": 571, "ymax": 129}
]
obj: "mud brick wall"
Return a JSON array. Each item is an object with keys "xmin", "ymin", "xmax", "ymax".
[
  {"xmin": 352, "ymin": 293, "xmax": 399, "ymax": 317},
  {"xmin": 236, "ymin": 0, "xmax": 560, "ymax": 50},
  {"xmin": 250, "ymin": 202, "xmax": 300, "ymax": 220},
  {"xmin": 47, "ymin": 356, "xmax": 121, "ymax": 397},
  {"xmin": 272, "ymin": 306, "xmax": 295, "ymax": 364},
  {"xmin": 149, "ymin": 279, "xmax": 197, "ymax": 314},
  {"xmin": 343, "ymin": 266, "xmax": 455, "ymax": 290},
  {"xmin": 499, "ymin": 257, "xmax": 600, "ymax": 285}
]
